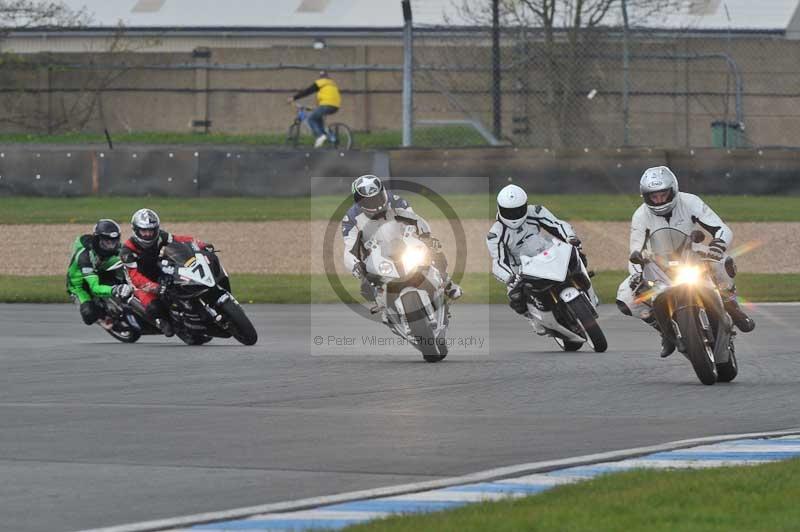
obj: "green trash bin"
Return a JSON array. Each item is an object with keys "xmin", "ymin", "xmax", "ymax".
[{"xmin": 711, "ymin": 121, "xmax": 745, "ymax": 148}]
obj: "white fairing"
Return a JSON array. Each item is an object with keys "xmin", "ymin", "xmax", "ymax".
[
  {"xmin": 176, "ymin": 254, "xmax": 216, "ymax": 287},
  {"xmin": 518, "ymin": 239, "xmax": 572, "ymax": 282}
]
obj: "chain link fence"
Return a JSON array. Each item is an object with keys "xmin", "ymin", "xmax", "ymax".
[
  {"xmin": 0, "ymin": 27, "xmax": 798, "ymax": 149},
  {"xmin": 410, "ymin": 22, "xmax": 796, "ymax": 149}
]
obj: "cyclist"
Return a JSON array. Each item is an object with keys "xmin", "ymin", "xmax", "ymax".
[{"xmin": 287, "ymin": 70, "xmax": 341, "ymax": 148}]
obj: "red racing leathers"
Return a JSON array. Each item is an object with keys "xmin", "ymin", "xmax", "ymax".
[{"xmin": 120, "ymin": 230, "xmax": 206, "ymax": 307}]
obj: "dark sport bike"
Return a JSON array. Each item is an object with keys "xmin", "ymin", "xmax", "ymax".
[
  {"xmin": 101, "ymin": 241, "xmax": 257, "ymax": 346},
  {"xmin": 285, "ymin": 104, "xmax": 353, "ymax": 150}
]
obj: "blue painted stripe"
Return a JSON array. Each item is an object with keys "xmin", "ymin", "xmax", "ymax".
[
  {"xmin": 322, "ymin": 499, "xmax": 466, "ymax": 513},
  {"xmin": 725, "ymin": 439, "xmax": 800, "ymax": 446},
  {"xmin": 545, "ymin": 464, "xmax": 627, "ymax": 477},
  {"xmin": 444, "ymin": 482, "xmax": 551, "ymax": 494},
  {"xmin": 645, "ymin": 451, "xmax": 800, "ymax": 461},
  {"xmin": 191, "ymin": 517, "xmax": 358, "ymax": 530}
]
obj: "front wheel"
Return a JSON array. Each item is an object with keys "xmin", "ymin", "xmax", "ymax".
[
  {"xmin": 567, "ymin": 296, "xmax": 607, "ymax": 352},
  {"xmin": 219, "ymin": 299, "xmax": 258, "ymax": 346},
  {"xmin": 328, "ymin": 123, "xmax": 353, "ymax": 150},
  {"xmin": 402, "ymin": 291, "xmax": 445, "ymax": 363},
  {"xmin": 285, "ymin": 123, "xmax": 301, "ymax": 148},
  {"xmin": 675, "ymin": 307, "xmax": 717, "ymax": 385}
]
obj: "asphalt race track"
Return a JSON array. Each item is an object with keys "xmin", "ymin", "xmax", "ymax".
[{"xmin": 1, "ymin": 303, "xmax": 799, "ymax": 532}]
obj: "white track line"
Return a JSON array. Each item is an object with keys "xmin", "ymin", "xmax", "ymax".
[{"xmin": 76, "ymin": 427, "xmax": 800, "ymax": 532}]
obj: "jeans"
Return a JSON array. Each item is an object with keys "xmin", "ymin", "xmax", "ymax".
[{"xmin": 308, "ymin": 105, "xmax": 338, "ymax": 138}]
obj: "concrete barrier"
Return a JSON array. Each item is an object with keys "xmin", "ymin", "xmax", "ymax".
[{"xmin": 1, "ymin": 146, "xmax": 799, "ymax": 196}]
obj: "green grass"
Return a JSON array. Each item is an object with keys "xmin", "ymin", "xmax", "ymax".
[
  {"xmin": 2, "ymin": 271, "xmax": 797, "ymax": 304},
  {"xmin": 2, "ymin": 194, "xmax": 799, "ymax": 224},
  {"xmin": 0, "ymin": 125, "xmax": 489, "ymax": 149},
  {"xmin": 345, "ymin": 458, "xmax": 800, "ymax": 532}
]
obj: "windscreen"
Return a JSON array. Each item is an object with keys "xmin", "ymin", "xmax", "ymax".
[
  {"xmin": 645, "ymin": 227, "xmax": 691, "ymax": 270},
  {"xmin": 161, "ymin": 242, "xmax": 196, "ymax": 265}
]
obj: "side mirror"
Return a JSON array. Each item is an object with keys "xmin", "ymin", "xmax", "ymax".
[
  {"xmin": 629, "ymin": 250, "xmax": 645, "ymax": 265},
  {"xmin": 690, "ymin": 230, "xmax": 706, "ymax": 243}
]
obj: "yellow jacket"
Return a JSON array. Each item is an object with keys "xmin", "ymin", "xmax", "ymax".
[{"xmin": 314, "ymin": 77, "xmax": 341, "ymax": 108}]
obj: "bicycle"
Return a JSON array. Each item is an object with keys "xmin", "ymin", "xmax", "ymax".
[{"xmin": 285, "ymin": 104, "xmax": 354, "ymax": 150}]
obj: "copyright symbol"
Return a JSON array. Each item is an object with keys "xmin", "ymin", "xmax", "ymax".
[{"xmin": 313, "ymin": 336, "xmax": 324, "ymax": 346}]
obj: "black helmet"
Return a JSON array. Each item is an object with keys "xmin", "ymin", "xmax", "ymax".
[
  {"xmin": 131, "ymin": 208, "xmax": 161, "ymax": 248},
  {"xmin": 92, "ymin": 219, "xmax": 122, "ymax": 258},
  {"xmin": 352, "ymin": 175, "xmax": 388, "ymax": 216}
]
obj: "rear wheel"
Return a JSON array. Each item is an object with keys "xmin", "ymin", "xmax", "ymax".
[
  {"xmin": 104, "ymin": 325, "xmax": 141, "ymax": 344},
  {"xmin": 675, "ymin": 307, "xmax": 717, "ymax": 385},
  {"xmin": 285, "ymin": 123, "xmax": 301, "ymax": 148},
  {"xmin": 402, "ymin": 291, "xmax": 445, "ymax": 363},
  {"xmin": 219, "ymin": 299, "xmax": 258, "ymax": 346},
  {"xmin": 329, "ymin": 123, "xmax": 353, "ymax": 150},
  {"xmin": 567, "ymin": 296, "xmax": 608, "ymax": 352},
  {"xmin": 716, "ymin": 341, "xmax": 738, "ymax": 383}
]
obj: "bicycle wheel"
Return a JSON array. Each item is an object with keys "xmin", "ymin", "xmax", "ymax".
[
  {"xmin": 329, "ymin": 123, "xmax": 353, "ymax": 150},
  {"xmin": 285, "ymin": 123, "xmax": 301, "ymax": 148}
]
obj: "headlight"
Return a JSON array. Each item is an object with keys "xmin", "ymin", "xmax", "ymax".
[
  {"xmin": 401, "ymin": 246, "xmax": 429, "ymax": 273},
  {"xmin": 674, "ymin": 265, "xmax": 701, "ymax": 285},
  {"xmin": 379, "ymin": 261, "xmax": 394, "ymax": 275}
]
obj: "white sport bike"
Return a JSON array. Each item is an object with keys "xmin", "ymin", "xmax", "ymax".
[
  {"xmin": 363, "ymin": 220, "xmax": 450, "ymax": 362},
  {"xmin": 518, "ymin": 238, "xmax": 607, "ymax": 352}
]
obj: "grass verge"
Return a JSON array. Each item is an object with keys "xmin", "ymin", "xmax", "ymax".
[
  {"xmin": 0, "ymin": 125, "xmax": 488, "ymax": 149},
  {"xmin": 2, "ymin": 194, "xmax": 800, "ymax": 224},
  {"xmin": 345, "ymin": 458, "xmax": 800, "ymax": 532},
  {"xmin": 2, "ymin": 272, "xmax": 797, "ymax": 304}
]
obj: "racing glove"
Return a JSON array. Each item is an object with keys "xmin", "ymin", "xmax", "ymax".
[
  {"xmin": 352, "ymin": 261, "xmax": 367, "ymax": 280},
  {"xmin": 112, "ymin": 284, "xmax": 133, "ymax": 300},
  {"xmin": 708, "ymin": 238, "xmax": 726, "ymax": 261},
  {"xmin": 569, "ymin": 237, "xmax": 588, "ymax": 267}
]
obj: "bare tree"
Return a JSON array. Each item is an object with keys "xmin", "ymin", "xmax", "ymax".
[
  {"xmin": 453, "ymin": 0, "xmax": 678, "ymax": 147},
  {"xmin": 0, "ymin": 0, "xmax": 89, "ymax": 33}
]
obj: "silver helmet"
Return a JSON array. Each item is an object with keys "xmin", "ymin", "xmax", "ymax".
[
  {"xmin": 131, "ymin": 208, "xmax": 161, "ymax": 248},
  {"xmin": 640, "ymin": 166, "xmax": 679, "ymax": 216}
]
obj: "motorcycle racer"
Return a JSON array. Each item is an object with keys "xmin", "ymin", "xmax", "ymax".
[
  {"xmin": 341, "ymin": 175, "xmax": 462, "ymax": 305},
  {"xmin": 67, "ymin": 219, "xmax": 133, "ymax": 325},
  {"xmin": 616, "ymin": 166, "xmax": 755, "ymax": 357},
  {"xmin": 120, "ymin": 208, "xmax": 217, "ymax": 338},
  {"xmin": 486, "ymin": 184, "xmax": 585, "ymax": 329}
]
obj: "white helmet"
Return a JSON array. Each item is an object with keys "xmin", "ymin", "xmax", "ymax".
[
  {"xmin": 131, "ymin": 208, "xmax": 161, "ymax": 248},
  {"xmin": 640, "ymin": 166, "xmax": 679, "ymax": 216},
  {"xmin": 496, "ymin": 184, "xmax": 528, "ymax": 229}
]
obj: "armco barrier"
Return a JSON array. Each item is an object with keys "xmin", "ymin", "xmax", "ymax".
[
  {"xmin": 0, "ymin": 147, "xmax": 386, "ymax": 197},
  {"xmin": 1, "ymin": 146, "xmax": 799, "ymax": 196}
]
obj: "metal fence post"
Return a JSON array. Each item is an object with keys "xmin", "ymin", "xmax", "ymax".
[
  {"xmin": 621, "ymin": 0, "xmax": 631, "ymax": 146},
  {"xmin": 491, "ymin": 0, "xmax": 502, "ymax": 140},
  {"xmin": 402, "ymin": 0, "xmax": 413, "ymax": 147}
]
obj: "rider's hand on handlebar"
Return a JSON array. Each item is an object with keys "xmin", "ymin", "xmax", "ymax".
[
  {"xmin": 112, "ymin": 284, "xmax": 133, "ymax": 300},
  {"xmin": 352, "ymin": 262, "xmax": 367, "ymax": 280},
  {"xmin": 507, "ymin": 273, "xmax": 521, "ymax": 290}
]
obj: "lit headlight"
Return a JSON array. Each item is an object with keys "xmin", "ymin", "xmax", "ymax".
[
  {"xmin": 401, "ymin": 246, "xmax": 429, "ymax": 273},
  {"xmin": 379, "ymin": 261, "xmax": 394, "ymax": 275},
  {"xmin": 674, "ymin": 265, "xmax": 701, "ymax": 285}
]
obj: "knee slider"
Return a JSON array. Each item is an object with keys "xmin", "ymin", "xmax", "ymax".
[{"xmin": 616, "ymin": 299, "xmax": 633, "ymax": 316}]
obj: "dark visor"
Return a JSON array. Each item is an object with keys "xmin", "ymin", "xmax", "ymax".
[
  {"xmin": 499, "ymin": 204, "xmax": 527, "ymax": 221},
  {"xmin": 98, "ymin": 237, "xmax": 119, "ymax": 251},
  {"xmin": 358, "ymin": 190, "xmax": 387, "ymax": 211},
  {"xmin": 644, "ymin": 189, "xmax": 674, "ymax": 206}
]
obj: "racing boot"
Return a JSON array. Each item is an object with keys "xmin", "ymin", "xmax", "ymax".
[
  {"xmin": 445, "ymin": 279, "xmax": 463, "ymax": 300},
  {"xmin": 145, "ymin": 302, "xmax": 174, "ymax": 338},
  {"xmin": 723, "ymin": 297, "xmax": 755, "ymax": 333},
  {"xmin": 645, "ymin": 316, "xmax": 675, "ymax": 358}
]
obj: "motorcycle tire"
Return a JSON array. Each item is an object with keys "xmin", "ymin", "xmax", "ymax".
[
  {"xmin": 675, "ymin": 307, "xmax": 718, "ymax": 385},
  {"xmin": 567, "ymin": 296, "xmax": 608, "ymax": 352},
  {"xmin": 401, "ymin": 291, "xmax": 445, "ymax": 363},
  {"xmin": 716, "ymin": 341, "xmax": 738, "ymax": 383},
  {"xmin": 219, "ymin": 299, "xmax": 258, "ymax": 346},
  {"xmin": 104, "ymin": 326, "xmax": 141, "ymax": 344}
]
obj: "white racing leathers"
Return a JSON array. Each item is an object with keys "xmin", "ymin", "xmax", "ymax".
[
  {"xmin": 617, "ymin": 192, "xmax": 735, "ymax": 319},
  {"xmin": 487, "ymin": 205, "xmax": 579, "ymax": 330},
  {"xmin": 342, "ymin": 193, "xmax": 430, "ymax": 273}
]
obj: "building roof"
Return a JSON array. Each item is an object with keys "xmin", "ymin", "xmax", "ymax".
[{"xmin": 52, "ymin": 0, "xmax": 799, "ymax": 32}]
